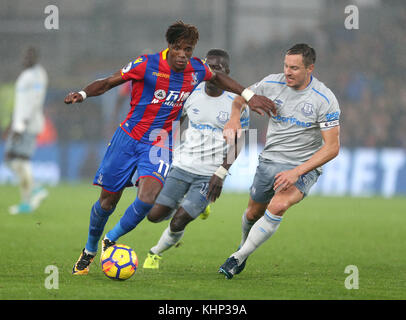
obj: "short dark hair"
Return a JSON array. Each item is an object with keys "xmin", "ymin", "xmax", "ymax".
[
  {"xmin": 165, "ymin": 20, "xmax": 199, "ymax": 46},
  {"xmin": 206, "ymin": 48, "xmax": 230, "ymax": 73},
  {"xmin": 206, "ymin": 48, "xmax": 230, "ymax": 63},
  {"xmin": 286, "ymin": 43, "xmax": 316, "ymax": 67}
]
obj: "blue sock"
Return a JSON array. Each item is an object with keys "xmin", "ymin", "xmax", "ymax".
[
  {"xmin": 106, "ymin": 197, "xmax": 153, "ymax": 242},
  {"xmin": 85, "ymin": 200, "xmax": 115, "ymax": 254}
]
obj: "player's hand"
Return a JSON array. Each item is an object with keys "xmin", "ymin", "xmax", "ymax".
[
  {"xmin": 64, "ymin": 92, "xmax": 84, "ymax": 104},
  {"xmin": 207, "ymin": 174, "xmax": 224, "ymax": 202},
  {"xmin": 223, "ymin": 119, "xmax": 242, "ymax": 145},
  {"xmin": 247, "ymin": 95, "xmax": 277, "ymax": 117},
  {"xmin": 273, "ymin": 169, "xmax": 300, "ymax": 192}
]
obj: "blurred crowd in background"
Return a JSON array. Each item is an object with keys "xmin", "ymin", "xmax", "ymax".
[{"xmin": 1, "ymin": 0, "xmax": 405, "ymax": 149}]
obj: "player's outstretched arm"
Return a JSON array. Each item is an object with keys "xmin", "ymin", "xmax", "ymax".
[
  {"xmin": 209, "ymin": 72, "xmax": 277, "ymax": 116},
  {"xmin": 64, "ymin": 70, "xmax": 126, "ymax": 104}
]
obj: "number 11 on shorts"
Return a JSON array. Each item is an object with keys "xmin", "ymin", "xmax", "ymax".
[{"xmin": 157, "ymin": 160, "xmax": 170, "ymax": 177}]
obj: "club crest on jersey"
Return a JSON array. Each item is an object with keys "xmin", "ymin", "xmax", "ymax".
[
  {"xmin": 216, "ymin": 111, "xmax": 229, "ymax": 124},
  {"xmin": 191, "ymin": 72, "xmax": 198, "ymax": 86},
  {"xmin": 297, "ymin": 102, "xmax": 314, "ymax": 117},
  {"xmin": 154, "ymin": 89, "xmax": 167, "ymax": 100}
]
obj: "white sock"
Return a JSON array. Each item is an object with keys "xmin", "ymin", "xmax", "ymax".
[
  {"xmin": 233, "ymin": 210, "xmax": 282, "ymax": 264},
  {"xmin": 8, "ymin": 159, "xmax": 33, "ymax": 204},
  {"xmin": 150, "ymin": 226, "xmax": 184, "ymax": 255},
  {"xmin": 240, "ymin": 210, "xmax": 256, "ymax": 248}
]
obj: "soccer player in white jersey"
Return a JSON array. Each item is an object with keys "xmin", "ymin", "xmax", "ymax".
[
  {"xmin": 218, "ymin": 43, "xmax": 341, "ymax": 279},
  {"xmin": 142, "ymin": 49, "xmax": 250, "ymax": 269},
  {"xmin": 4, "ymin": 47, "xmax": 49, "ymax": 214}
]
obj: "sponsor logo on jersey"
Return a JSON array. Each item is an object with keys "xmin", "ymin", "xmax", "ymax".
[
  {"xmin": 152, "ymin": 71, "xmax": 170, "ymax": 79},
  {"xmin": 326, "ymin": 111, "xmax": 340, "ymax": 121},
  {"xmin": 320, "ymin": 119, "xmax": 339, "ymax": 128},
  {"xmin": 151, "ymin": 90, "xmax": 191, "ymax": 106},
  {"xmin": 154, "ymin": 89, "xmax": 167, "ymax": 100},
  {"xmin": 192, "ymin": 108, "xmax": 200, "ymax": 115},
  {"xmin": 271, "ymin": 115, "xmax": 312, "ymax": 128}
]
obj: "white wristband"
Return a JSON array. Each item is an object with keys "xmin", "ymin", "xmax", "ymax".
[
  {"xmin": 214, "ymin": 166, "xmax": 228, "ymax": 180},
  {"xmin": 78, "ymin": 90, "xmax": 87, "ymax": 100},
  {"xmin": 241, "ymin": 88, "xmax": 255, "ymax": 102}
]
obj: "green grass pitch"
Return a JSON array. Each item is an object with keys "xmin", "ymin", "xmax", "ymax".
[{"xmin": 0, "ymin": 183, "xmax": 405, "ymax": 300}]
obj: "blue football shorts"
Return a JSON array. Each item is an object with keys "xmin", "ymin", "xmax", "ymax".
[
  {"xmin": 93, "ymin": 127, "xmax": 172, "ymax": 193},
  {"xmin": 155, "ymin": 166, "xmax": 211, "ymax": 219},
  {"xmin": 250, "ymin": 156, "xmax": 320, "ymax": 203}
]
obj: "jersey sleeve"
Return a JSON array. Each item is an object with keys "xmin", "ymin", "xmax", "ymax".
[
  {"xmin": 316, "ymin": 93, "xmax": 341, "ymax": 131},
  {"xmin": 202, "ymin": 61, "xmax": 214, "ymax": 81},
  {"xmin": 192, "ymin": 57, "xmax": 214, "ymax": 82},
  {"xmin": 12, "ymin": 72, "xmax": 34, "ymax": 133},
  {"xmin": 119, "ymin": 81, "xmax": 131, "ymax": 96},
  {"xmin": 120, "ymin": 55, "xmax": 148, "ymax": 81},
  {"xmin": 249, "ymin": 77, "xmax": 267, "ymax": 96}
]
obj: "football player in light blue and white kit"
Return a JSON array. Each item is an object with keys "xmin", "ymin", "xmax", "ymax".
[
  {"xmin": 219, "ymin": 43, "xmax": 341, "ymax": 279},
  {"xmin": 142, "ymin": 49, "xmax": 249, "ymax": 269},
  {"xmin": 5, "ymin": 47, "xmax": 49, "ymax": 215}
]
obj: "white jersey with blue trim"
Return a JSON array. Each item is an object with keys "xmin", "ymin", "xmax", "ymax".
[
  {"xmin": 250, "ymin": 73, "xmax": 340, "ymax": 173},
  {"xmin": 172, "ymin": 82, "xmax": 250, "ymax": 176},
  {"xmin": 11, "ymin": 64, "xmax": 48, "ymax": 135}
]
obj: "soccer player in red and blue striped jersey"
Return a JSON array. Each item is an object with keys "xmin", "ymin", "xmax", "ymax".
[{"xmin": 65, "ymin": 21, "xmax": 276, "ymax": 275}]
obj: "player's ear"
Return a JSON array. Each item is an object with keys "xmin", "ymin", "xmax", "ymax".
[{"xmin": 307, "ymin": 64, "xmax": 314, "ymax": 73}]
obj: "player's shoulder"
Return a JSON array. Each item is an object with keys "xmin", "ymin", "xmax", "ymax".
[
  {"xmin": 190, "ymin": 57, "xmax": 210, "ymax": 70},
  {"xmin": 224, "ymin": 90, "xmax": 237, "ymax": 101},
  {"xmin": 251, "ymin": 73, "xmax": 285, "ymax": 89},
  {"xmin": 262, "ymin": 73, "xmax": 286, "ymax": 84},
  {"xmin": 189, "ymin": 82, "xmax": 205, "ymax": 97},
  {"xmin": 17, "ymin": 66, "xmax": 37, "ymax": 85},
  {"xmin": 310, "ymin": 76, "xmax": 338, "ymax": 106}
]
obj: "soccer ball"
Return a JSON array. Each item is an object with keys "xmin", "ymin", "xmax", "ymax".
[{"xmin": 101, "ymin": 244, "xmax": 138, "ymax": 280}]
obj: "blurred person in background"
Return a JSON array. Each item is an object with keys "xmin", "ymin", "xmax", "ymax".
[{"xmin": 3, "ymin": 46, "xmax": 49, "ymax": 214}]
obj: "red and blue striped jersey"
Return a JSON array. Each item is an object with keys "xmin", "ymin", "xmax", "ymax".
[{"xmin": 119, "ymin": 48, "xmax": 213, "ymax": 149}]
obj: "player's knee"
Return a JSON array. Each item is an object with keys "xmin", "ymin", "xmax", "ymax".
[
  {"xmin": 268, "ymin": 201, "xmax": 290, "ymax": 216},
  {"xmin": 169, "ymin": 217, "xmax": 187, "ymax": 233},
  {"xmin": 147, "ymin": 210, "xmax": 160, "ymax": 223},
  {"xmin": 246, "ymin": 204, "xmax": 266, "ymax": 221},
  {"xmin": 99, "ymin": 194, "xmax": 119, "ymax": 212},
  {"xmin": 137, "ymin": 189, "xmax": 159, "ymax": 204}
]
